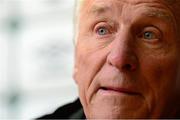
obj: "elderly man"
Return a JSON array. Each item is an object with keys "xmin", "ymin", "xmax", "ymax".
[{"xmin": 39, "ymin": 0, "xmax": 180, "ymax": 119}]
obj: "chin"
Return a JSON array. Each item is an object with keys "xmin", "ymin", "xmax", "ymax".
[
  {"xmin": 87, "ymin": 108, "xmax": 149, "ymax": 119},
  {"xmin": 85, "ymin": 99, "xmax": 149, "ymax": 119},
  {"xmin": 88, "ymin": 111, "xmax": 132, "ymax": 119}
]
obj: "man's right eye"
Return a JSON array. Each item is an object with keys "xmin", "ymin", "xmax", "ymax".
[{"xmin": 97, "ymin": 27, "xmax": 109, "ymax": 35}]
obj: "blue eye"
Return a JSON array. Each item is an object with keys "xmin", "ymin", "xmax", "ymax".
[
  {"xmin": 143, "ymin": 31, "xmax": 156, "ymax": 40},
  {"xmin": 97, "ymin": 27, "xmax": 108, "ymax": 35}
]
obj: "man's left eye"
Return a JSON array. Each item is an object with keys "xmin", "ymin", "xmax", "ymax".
[
  {"xmin": 97, "ymin": 27, "xmax": 108, "ymax": 35},
  {"xmin": 143, "ymin": 31, "xmax": 156, "ymax": 40}
]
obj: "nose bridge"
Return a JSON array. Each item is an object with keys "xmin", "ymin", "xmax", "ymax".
[
  {"xmin": 107, "ymin": 25, "xmax": 137, "ymax": 71},
  {"xmin": 113, "ymin": 25, "xmax": 133, "ymax": 58}
]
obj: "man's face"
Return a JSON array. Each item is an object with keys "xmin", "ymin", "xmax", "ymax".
[{"xmin": 74, "ymin": 0, "xmax": 180, "ymax": 118}]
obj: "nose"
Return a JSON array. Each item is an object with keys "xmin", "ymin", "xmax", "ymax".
[{"xmin": 107, "ymin": 28, "xmax": 138, "ymax": 72}]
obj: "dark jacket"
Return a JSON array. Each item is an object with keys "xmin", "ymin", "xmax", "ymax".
[{"xmin": 37, "ymin": 98, "xmax": 86, "ymax": 119}]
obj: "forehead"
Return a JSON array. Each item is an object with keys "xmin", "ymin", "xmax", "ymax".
[
  {"xmin": 81, "ymin": 0, "xmax": 179, "ymax": 12},
  {"xmin": 81, "ymin": 0, "xmax": 175, "ymax": 22},
  {"xmin": 83, "ymin": 0, "xmax": 177, "ymax": 4}
]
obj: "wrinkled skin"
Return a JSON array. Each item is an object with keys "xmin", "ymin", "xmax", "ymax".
[{"xmin": 74, "ymin": 0, "xmax": 180, "ymax": 118}]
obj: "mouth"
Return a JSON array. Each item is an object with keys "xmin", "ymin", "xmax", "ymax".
[{"xmin": 99, "ymin": 87, "xmax": 140, "ymax": 96}]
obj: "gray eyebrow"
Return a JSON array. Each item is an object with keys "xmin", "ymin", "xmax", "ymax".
[
  {"xmin": 164, "ymin": 0, "xmax": 177, "ymax": 5},
  {"xmin": 88, "ymin": 5, "xmax": 112, "ymax": 16}
]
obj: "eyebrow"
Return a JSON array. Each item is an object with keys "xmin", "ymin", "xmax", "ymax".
[
  {"xmin": 142, "ymin": 9, "xmax": 173, "ymax": 23},
  {"xmin": 164, "ymin": 0, "xmax": 177, "ymax": 4},
  {"xmin": 88, "ymin": 5, "xmax": 111, "ymax": 16}
]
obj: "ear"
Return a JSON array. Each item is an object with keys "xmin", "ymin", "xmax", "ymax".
[
  {"xmin": 73, "ymin": 43, "xmax": 79, "ymax": 84},
  {"xmin": 73, "ymin": 63, "xmax": 78, "ymax": 84}
]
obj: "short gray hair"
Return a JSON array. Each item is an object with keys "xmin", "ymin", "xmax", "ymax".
[{"xmin": 74, "ymin": 0, "xmax": 85, "ymax": 45}]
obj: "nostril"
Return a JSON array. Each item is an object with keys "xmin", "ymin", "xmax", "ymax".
[
  {"xmin": 107, "ymin": 50, "xmax": 138, "ymax": 71},
  {"xmin": 125, "ymin": 64, "xmax": 132, "ymax": 70},
  {"xmin": 124, "ymin": 63, "xmax": 137, "ymax": 71}
]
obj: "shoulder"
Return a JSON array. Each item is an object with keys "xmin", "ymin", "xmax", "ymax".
[{"xmin": 37, "ymin": 98, "xmax": 85, "ymax": 119}]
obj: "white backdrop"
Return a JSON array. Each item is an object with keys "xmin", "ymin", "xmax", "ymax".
[{"xmin": 0, "ymin": 0, "xmax": 78, "ymax": 119}]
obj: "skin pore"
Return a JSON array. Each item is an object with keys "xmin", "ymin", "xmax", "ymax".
[{"xmin": 74, "ymin": 0, "xmax": 180, "ymax": 118}]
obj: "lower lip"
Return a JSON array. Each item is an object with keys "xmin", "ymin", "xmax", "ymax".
[{"xmin": 98, "ymin": 88, "xmax": 139, "ymax": 96}]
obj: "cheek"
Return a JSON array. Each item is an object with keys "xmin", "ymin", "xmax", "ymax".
[
  {"xmin": 74, "ymin": 51, "xmax": 93, "ymax": 113},
  {"xmin": 74, "ymin": 43, "xmax": 109, "ymax": 108},
  {"xmin": 139, "ymin": 53, "xmax": 179, "ymax": 108},
  {"xmin": 74, "ymin": 38, "xmax": 109, "ymax": 87}
]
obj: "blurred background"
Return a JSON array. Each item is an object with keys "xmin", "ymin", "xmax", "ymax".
[{"xmin": 0, "ymin": 0, "xmax": 78, "ymax": 119}]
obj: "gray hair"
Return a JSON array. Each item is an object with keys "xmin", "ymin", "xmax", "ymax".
[{"xmin": 74, "ymin": 0, "xmax": 85, "ymax": 45}]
